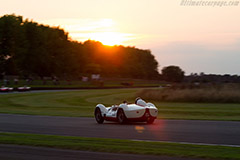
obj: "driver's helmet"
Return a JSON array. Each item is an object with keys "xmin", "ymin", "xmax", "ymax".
[{"xmin": 135, "ymin": 97, "xmax": 141, "ymax": 104}]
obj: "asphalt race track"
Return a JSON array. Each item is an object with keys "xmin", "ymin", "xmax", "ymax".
[
  {"xmin": 1, "ymin": 114, "xmax": 240, "ymax": 146},
  {"xmin": 1, "ymin": 114, "xmax": 240, "ymax": 160},
  {"xmin": 0, "ymin": 144, "xmax": 206, "ymax": 160}
]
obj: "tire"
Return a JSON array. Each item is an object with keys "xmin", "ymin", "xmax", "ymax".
[
  {"xmin": 95, "ymin": 108, "xmax": 104, "ymax": 124},
  {"xmin": 117, "ymin": 109, "xmax": 126, "ymax": 124},
  {"xmin": 146, "ymin": 117, "xmax": 155, "ymax": 124}
]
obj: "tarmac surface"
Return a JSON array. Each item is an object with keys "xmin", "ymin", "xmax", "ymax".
[
  {"xmin": 0, "ymin": 114, "xmax": 240, "ymax": 146},
  {"xmin": 1, "ymin": 114, "xmax": 240, "ymax": 160}
]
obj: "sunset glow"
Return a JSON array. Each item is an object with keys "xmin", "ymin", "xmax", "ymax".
[
  {"xmin": 39, "ymin": 18, "xmax": 134, "ymax": 46},
  {"xmin": 89, "ymin": 32, "xmax": 132, "ymax": 46},
  {"xmin": 1, "ymin": 0, "xmax": 240, "ymax": 74}
]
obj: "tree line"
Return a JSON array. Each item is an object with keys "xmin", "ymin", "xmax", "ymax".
[
  {"xmin": 3, "ymin": 14, "xmax": 239, "ymax": 84},
  {"xmin": 184, "ymin": 73, "xmax": 240, "ymax": 83},
  {"xmin": 0, "ymin": 14, "xmax": 159, "ymax": 80}
]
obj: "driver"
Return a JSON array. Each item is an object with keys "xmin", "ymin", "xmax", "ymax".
[{"xmin": 135, "ymin": 97, "xmax": 147, "ymax": 106}]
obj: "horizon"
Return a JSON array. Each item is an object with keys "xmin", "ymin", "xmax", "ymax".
[{"xmin": 1, "ymin": 0, "xmax": 240, "ymax": 75}]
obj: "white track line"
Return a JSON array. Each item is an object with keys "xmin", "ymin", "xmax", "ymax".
[{"xmin": 131, "ymin": 139, "xmax": 240, "ymax": 148}]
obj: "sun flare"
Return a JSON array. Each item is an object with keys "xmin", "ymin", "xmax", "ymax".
[
  {"xmin": 39, "ymin": 18, "xmax": 135, "ymax": 46},
  {"xmin": 90, "ymin": 32, "xmax": 127, "ymax": 46}
]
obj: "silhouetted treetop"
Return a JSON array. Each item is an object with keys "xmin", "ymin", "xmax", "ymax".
[
  {"xmin": 0, "ymin": 14, "xmax": 159, "ymax": 79},
  {"xmin": 161, "ymin": 65, "xmax": 185, "ymax": 82}
]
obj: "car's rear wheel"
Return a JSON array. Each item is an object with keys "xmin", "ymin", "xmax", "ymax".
[
  {"xmin": 117, "ymin": 109, "xmax": 126, "ymax": 124},
  {"xmin": 95, "ymin": 108, "xmax": 104, "ymax": 124}
]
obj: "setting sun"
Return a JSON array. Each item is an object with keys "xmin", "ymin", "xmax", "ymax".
[
  {"xmin": 39, "ymin": 18, "xmax": 135, "ymax": 46},
  {"xmin": 89, "ymin": 32, "xmax": 128, "ymax": 46}
]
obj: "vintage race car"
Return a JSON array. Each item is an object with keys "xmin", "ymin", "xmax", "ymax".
[
  {"xmin": 94, "ymin": 98, "xmax": 158, "ymax": 124},
  {"xmin": 17, "ymin": 86, "xmax": 31, "ymax": 92},
  {"xmin": 0, "ymin": 86, "xmax": 14, "ymax": 92}
]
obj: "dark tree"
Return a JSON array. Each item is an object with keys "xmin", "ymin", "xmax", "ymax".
[
  {"xmin": 0, "ymin": 14, "xmax": 25, "ymax": 75},
  {"xmin": 162, "ymin": 65, "xmax": 185, "ymax": 82},
  {"xmin": 0, "ymin": 14, "xmax": 160, "ymax": 80}
]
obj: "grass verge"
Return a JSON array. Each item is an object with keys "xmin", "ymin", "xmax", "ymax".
[
  {"xmin": 0, "ymin": 132, "xmax": 239, "ymax": 160},
  {"xmin": 0, "ymin": 88, "xmax": 240, "ymax": 121},
  {"xmin": 137, "ymin": 84, "xmax": 240, "ymax": 103},
  {"xmin": 1, "ymin": 79, "xmax": 160, "ymax": 88}
]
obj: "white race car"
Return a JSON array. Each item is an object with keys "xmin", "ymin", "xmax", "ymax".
[
  {"xmin": 0, "ymin": 86, "xmax": 14, "ymax": 92},
  {"xmin": 17, "ymin": 86, "xmax": 31, "ymax": 92},
  {"xmin": 94, "ymin": 98, "xmax": 158, "ymax": 124}
]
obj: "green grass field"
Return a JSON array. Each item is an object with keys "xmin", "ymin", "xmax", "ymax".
[
  {"xmin": 0, "ymin": 88, "xmax": 240, "ymax": 121},
  {"xmin": 0, "ymin": 132, "xmax": 239, "ymax": 160},
  {"xmin": 1, "ymin": 88, "xmax": 240, "ymax": 159},
  {"xmin": 1, "ymin": 79, "xmax": 160, "ymax": 88}
]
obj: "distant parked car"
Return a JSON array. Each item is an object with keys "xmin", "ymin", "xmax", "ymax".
[
  {"xmin": 121, "ymin": 82, "xmax": 133, "ymax": 86},
  {"xmin": 17, "ymin": 86, "xmax": 31, "ymax": 92},
  {"xmin": 0, "ymin": 86, "xmax": 13, "ymax": 92},
  {"xmin": 94, "ymin": 98, "xmax": 158, "ymax": 124}
]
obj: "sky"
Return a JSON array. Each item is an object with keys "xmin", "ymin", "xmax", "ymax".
[{"xmin": 0, "ymin": 0, "xmax": 240, "ymax": 75}]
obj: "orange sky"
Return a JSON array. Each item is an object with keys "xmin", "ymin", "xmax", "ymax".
[{"xmin": 1, "ymin": 0, "xmax": 240, "ymax": 74}]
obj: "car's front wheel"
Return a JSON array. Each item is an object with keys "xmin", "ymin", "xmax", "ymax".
[
  {"xmin": 95, "ymin": 108, "xmax": 104, "ymax": 124},
  {"xmin": 117, "ymin": 109, "xmax": 126, "ymax": 124},
  {"xmin": 146, "ymin": 117, "xmax": 155, "ymax": 124}
]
